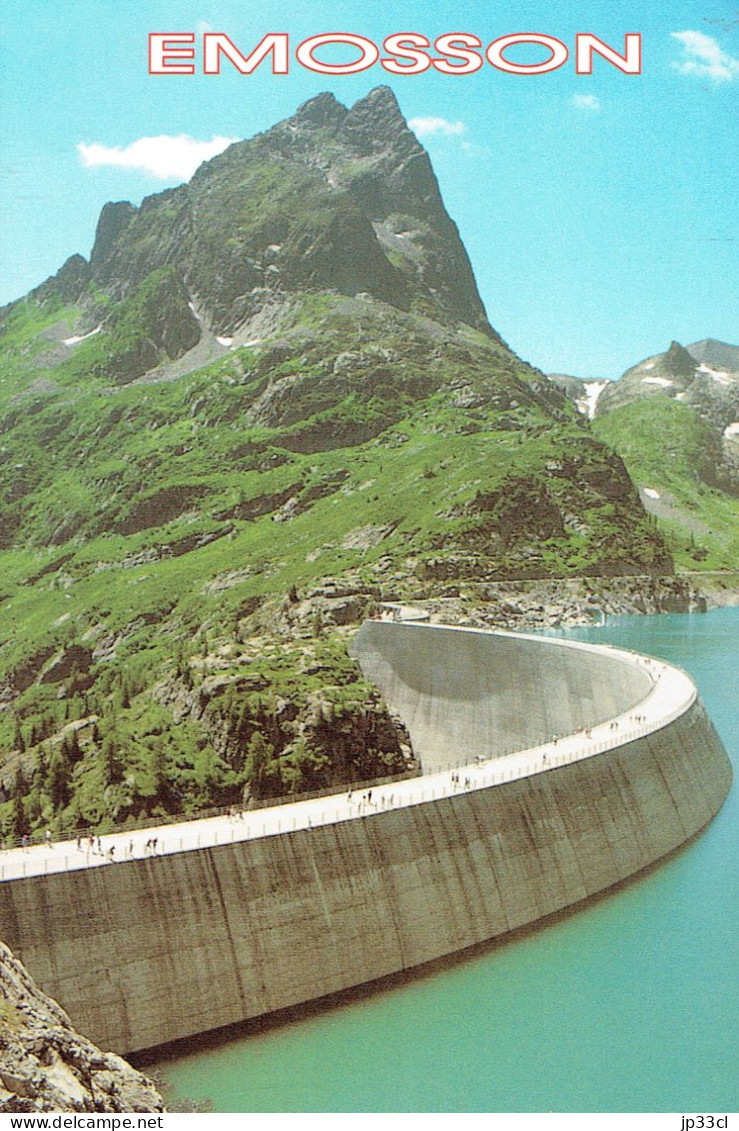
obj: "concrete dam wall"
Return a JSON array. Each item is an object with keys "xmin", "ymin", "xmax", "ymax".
[
  {"xmin": 349, "ymin": 621, "xmax": 655, "ymax": 771},
  {"xmin": 0, "ymin": 625, "xmax": 732, "ymax": 1055}
]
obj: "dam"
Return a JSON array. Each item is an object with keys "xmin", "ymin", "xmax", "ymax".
[{"xmin": 0, "ymin": 622, "xmax": 732, "ymax": 1056}]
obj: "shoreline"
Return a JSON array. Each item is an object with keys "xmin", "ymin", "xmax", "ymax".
[{"xmin": 406, "ymin": 572, "xmax": 739, "ymax": 633}]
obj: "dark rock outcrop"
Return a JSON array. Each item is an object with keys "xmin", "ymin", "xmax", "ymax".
[
  {"xmin": 20, "ymin": 255, "xmax": 92, "ymax": 313},
  {"xmin": 36, "ymin": 88, "xmax": 495, "ymax": 345},
  {"xmin": 687, "ymin": 338, "xmax": 739, "ymax": 372}
]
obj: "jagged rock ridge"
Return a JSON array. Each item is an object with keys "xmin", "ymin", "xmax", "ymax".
[{"xmin": 28, "ymin": 87, "xmax": 495, "ymax": 366}]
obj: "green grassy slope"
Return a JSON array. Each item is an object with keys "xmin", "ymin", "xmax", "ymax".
[
  {"xmin": 0, "ymin": 83, "xmax": 682, "ymax": 842},
  {"xmin": 593, "ymin": 399, "xmax": 738, "ymax": 571},
  {"xmin": 0, "ymin": 289, "xmax": 670, "ymax": 842}
]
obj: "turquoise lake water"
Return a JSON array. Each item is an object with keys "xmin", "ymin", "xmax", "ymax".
[{"xmin": 157, "ymin": 608, "xmax": 738, "ymax": 1113}]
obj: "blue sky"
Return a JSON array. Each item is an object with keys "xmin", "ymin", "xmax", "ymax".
[{"xmin": 0, "ymin": 0, "xmax": 736, "ymax": 378}]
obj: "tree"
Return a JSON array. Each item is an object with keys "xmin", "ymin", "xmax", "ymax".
[
  {"xmin": 11, "ymin": 766, "xmax": 27, "ymax": 805},
  {"xmin": 11, "ymin": 797, "xmax": 28, "ymax": 841},
  {"xmin": 62, "ymin": 730, "xmax": 82, "ymax": 764},
  {"xmin": 245, "ymin": 732, "xmax": 275, "ymax": 799},
  {"xmin": 46, "ymin": 748, "xmax": 71, "ymax": 810},
  {"xmin": 33, "ymin": 746, "xmax": 49, "ymax": 793},
  {"xmin": 138, "ymin": 738, "xmax": 169, "ymax": 807},
  {"xmin": 101, "ymin": 733, "xmax": 123, "ymax": 785},
  {"xmin": 279, "ymin": 737, "xmax": 330, "ymax": 794},
  {"xmin": 175, "ymin": 645, "xmax": 193, "ymax": 690}
]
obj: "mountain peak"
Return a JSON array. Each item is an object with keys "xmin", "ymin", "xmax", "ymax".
[
  {"xmin": 338, "ymin": 85, "xmax": 418, "ymax": 159},
  {"xmin": 290, "ymin": 87, "xmax": 406, "ymax": 138},
  {"xmin": 664, "ymin": 340, "xmax": 698, "ymax": 377},
  {"xmin": 351, "ymin": 85, "xmax": 403, "ymax": 115},
  {"xmin": 294, "ymin": 91, "xmax": 347, "ymax": 127},
  {"xmin": 19, "ymin": 87, "xmax": 495, "ymax": 341}
]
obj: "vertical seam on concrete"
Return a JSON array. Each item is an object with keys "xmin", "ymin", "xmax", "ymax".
[
  {"xmin": 446, "ymin": 794, "xmax": 504, "ymax": 937},
  {"xmin": 308, "ymin": 841, "xmax": 334, "ymax": 930},
  {"xmin": 548, "ymin": 763, "xmax": 597, "ymax": 898},
  {"xmin": 204, "ymin": 850, "xmax": 250, "ymax": 1017},
  {"xmin": 649, "ymin": 738, "xmax": 691, "ymax": 841},
  {"xmin": 364, "ymin": 817, "xmax": 408, "ymax": 970},
  {"xmin": 465, "ymin": 797, "xmax": 513, "ymax": 933},
  {"xmin": 417, "ymin": 798, "xmax": 485, "ymax": 947}
]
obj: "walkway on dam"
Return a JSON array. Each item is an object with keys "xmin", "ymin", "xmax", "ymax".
[{"xmin": 0, "ymin": 631, "xmax": 696, "ymax": 883}]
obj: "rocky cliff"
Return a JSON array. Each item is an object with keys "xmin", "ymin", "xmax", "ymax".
[
  {"xmin": 27, "ymin": 87, "xmax": 494, "ymax": 357},
  {"xmin": 0, "ymin": 941, "xmax": 164, "ymax": 1112}
]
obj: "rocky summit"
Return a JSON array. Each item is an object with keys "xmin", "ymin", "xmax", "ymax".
[
  {"xmin": 0, "ymin": 87, "xmax": 672, "ymax": 838},
  {"xmin": 31, "ymin": 86, "xmax": 494, "ymax": 368}
]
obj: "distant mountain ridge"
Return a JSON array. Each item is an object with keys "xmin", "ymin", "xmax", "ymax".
[
  {"xmin": 550, "ymin": 336, "xmax": 738, "ymax": 440},
  {"xmin": 687, "ymin": 338, "xmax": 739, "ymax": 372},
  {"xmin": 595, "ymin": 338, "xmax": 739, "ymax": 433},
  {"xmin": 550, "ymin": 338, "xmax": 738, "ymax": 573}
]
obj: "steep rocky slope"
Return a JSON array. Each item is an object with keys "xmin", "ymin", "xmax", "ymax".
[
  {"xmin": 0, "ymin": 941, "xmax": 163, "ymax": 1112},
  {"xmin": 24, "ymin": 87, "xmax": 494, "ymax": 362}
]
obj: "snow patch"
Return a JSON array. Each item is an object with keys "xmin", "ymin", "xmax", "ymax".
[
  {"xmin": 642, "ymin": 487, "xmax": 661, "ymax": 500},
  {"xmin": 63, "ymin": 325, "xmax": 102, "ymax": 346},
  {"xmin": 582, "ymin": 381, "xmax": 607, "ymax": 419},
  {"xmin": 643, "ymin": 362, "xmax": 655, "ymax": 370},
  {"xmin": 723, "ymin": 422, "xmax": 739, "ymax": 438},
  {"xmin": 675, "ymin": 392, "xmax": 688, "ymax": 401},
  {"xmin": 697, "ymin": 364, "xmax": 733, "ymax": 386},
  {"xmin": 642, "ymin": 376, "xmax": 673, "ymax": 387},
  {"xmin": 216, "ymin": 336, "xmax": 233, "ymax": 347}
]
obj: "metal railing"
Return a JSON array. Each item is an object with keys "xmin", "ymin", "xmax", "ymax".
[
  {"xmin": 0, "ymin": 656, "xmax": 696, "ymax": 885},
  {"xmin": 0, "ymin": 766, "xmax": 421, "ymax": 855}
]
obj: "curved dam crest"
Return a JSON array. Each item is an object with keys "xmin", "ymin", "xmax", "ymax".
[
  {"xmin": 349, "ymin": 621, "xmax": 655, "ymax": 770},
  {"xmin": 0, "ymin": 623, "xmax": 732, "ymax": 1055}
]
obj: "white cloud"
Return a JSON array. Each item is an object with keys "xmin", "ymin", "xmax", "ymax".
[
  {"xmin": 571, "ymin": 93, "xmax": 601, "ymax": 111},
  {"xmin": 460, "ymin": 140, "xmax": 490, "ymax": 158},
  {"xmin": 408, "ymin": 116, "xmax": 467, "ymax": 137},
  {"xmin": 671, "ymin": 30, "xmax": 739, "ymax": 83},
  {"xmin": 77, "ymin": 134, "xmax": 238, "ymax": 181}
]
